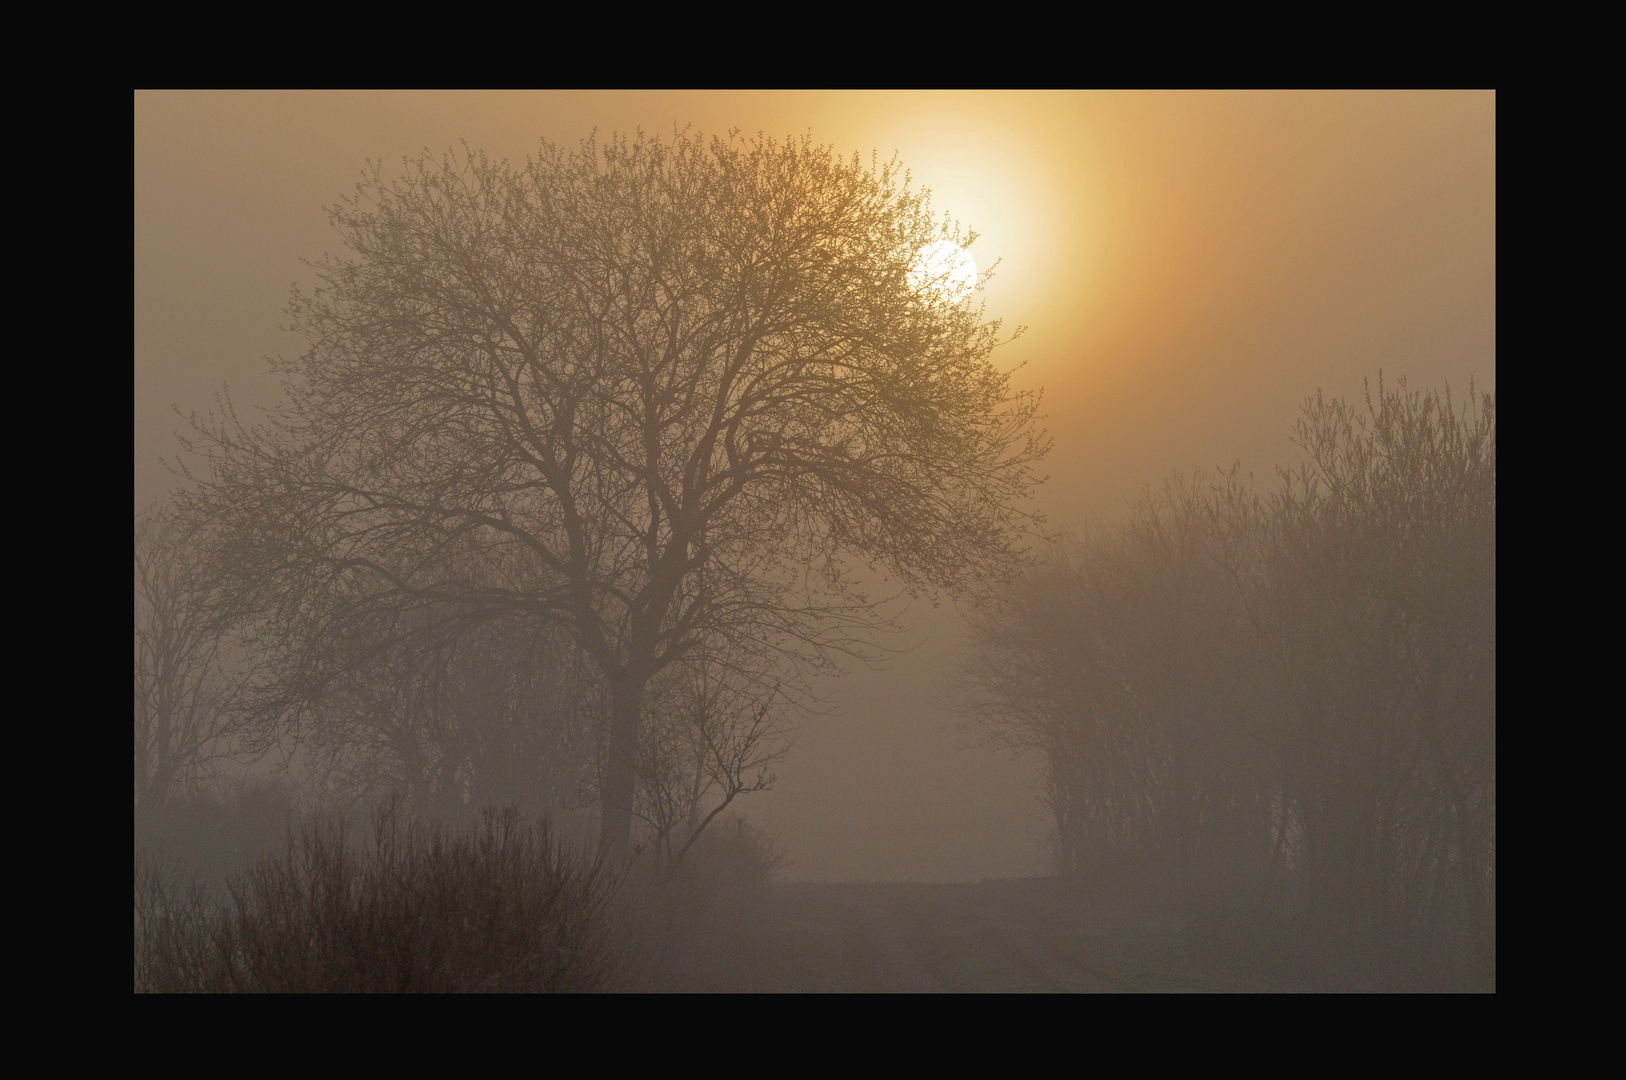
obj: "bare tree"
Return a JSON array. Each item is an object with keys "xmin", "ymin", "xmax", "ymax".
[
  {"xmin": 959, "ymin": 477, "xmax": 1263, "ymax": 884},
  {"xmin": 959, "ymin": 377, "xmax": 1494, "ymax": 988},
  {"xmin": 134, "ymin": 508, "xmax": 238, "ymax": 814},
  {"xmin": 633, "ymin": 645, "xmax": 792, "ymax": 875},
  {"xmin": 1264, "ymin": 376, "xmax": 1495, "ymax": 986},
  {"xmin": 184, "ymin": 132, "xmax": 1047, "ymax": 855},
  {"xmin": 285, "ymin": 610, "xmax": 599, "ymax": 821}
]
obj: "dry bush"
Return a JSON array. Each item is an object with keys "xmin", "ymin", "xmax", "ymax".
[{"xmin": 135, "ymin": 807, "xmax": 612, "ymax": 993}]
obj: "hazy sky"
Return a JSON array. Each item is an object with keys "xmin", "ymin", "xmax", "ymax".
[{"xmin": 134, "ymin": 91, "xmax": 1495, "ymax": 879}]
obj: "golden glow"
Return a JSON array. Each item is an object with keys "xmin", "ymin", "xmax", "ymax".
[
  {"xmin": 135, "ymin": 91, "xmax": 1495, "ymax": 884},
  {"xmin": 136, "ymin": 92, "xmax": 1495, "ymax": 529},
  {"xmin": 909, "ymin": 240, "xmax": 977, "ymax": 304}
]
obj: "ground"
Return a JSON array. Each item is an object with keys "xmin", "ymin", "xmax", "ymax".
[{"xmin": 712, "ymin": 877, "xmax": 1277, "ymax": 993}]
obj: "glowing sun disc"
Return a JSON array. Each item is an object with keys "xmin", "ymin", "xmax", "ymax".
[{"xmin": 909, "ymin": 240, "xmax": 977, "ymax": 303}]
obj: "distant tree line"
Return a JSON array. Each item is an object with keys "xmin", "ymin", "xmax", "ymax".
[
  {"xmin": 959, "ymin": 378, "xmax": 1495, "ymax": 989},
  {"xmin": 134, "ymin": 506, "xmax": 793, "ymax": 875}
]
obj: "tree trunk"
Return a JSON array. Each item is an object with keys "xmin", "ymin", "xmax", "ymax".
[{"xmin": 601, "ymin": 674, "xmax": 642, "ymax": 859}]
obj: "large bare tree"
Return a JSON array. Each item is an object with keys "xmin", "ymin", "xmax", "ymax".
[{"xmin": 185, "ymin": 132, "xmax": 1047, "ymax": 855}]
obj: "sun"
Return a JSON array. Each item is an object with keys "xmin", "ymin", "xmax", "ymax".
[{"xmin": 909, "ymin": 240, "xmax": 978, "ymax": 304}]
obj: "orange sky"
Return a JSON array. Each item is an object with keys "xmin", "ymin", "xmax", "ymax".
[{"xmin": 133, "ymin": 91, "xmax": 1495, "ymax": 879}]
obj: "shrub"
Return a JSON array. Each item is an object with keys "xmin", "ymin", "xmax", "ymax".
[{"xmin": 135, "ymin": 807, "xmax": 612, "ymax": 992}]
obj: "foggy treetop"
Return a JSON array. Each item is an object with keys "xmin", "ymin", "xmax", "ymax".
[{"xmin": 176, "ymin": 132, "xmax": 1046, "ymax": 855}]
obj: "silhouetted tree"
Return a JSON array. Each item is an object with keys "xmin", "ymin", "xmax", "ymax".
[
  {"xmin": 960, "ymin": 377, "xmax": 1494, "ymax": 989},
  {"xmin": 134, "ymin": 508, "xmax": 239, "ymax": 814},
  {"xmin": 185, "ymin": 132, "xmax": 1047, "ymax": 855},
  {"xmin": 634, "ymin": 646, "xmax": 792, "ymax": 875},
  {"xmin": 285, "ymin": 611, "xmax": 599, "ymax": 819},
  {"xmin": 1261, "ymin": 377, "xmax": 1495, "ymax": 986}
]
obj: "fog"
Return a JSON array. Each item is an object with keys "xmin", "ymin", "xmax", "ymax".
[{"xmin": 135, "ymin": 91, "xmax": 1494, "ymax": 991}]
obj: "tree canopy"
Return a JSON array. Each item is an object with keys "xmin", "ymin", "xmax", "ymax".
[{"xmin": 186, "ymin": 131, "xmax": 1047, "ymax": 853}]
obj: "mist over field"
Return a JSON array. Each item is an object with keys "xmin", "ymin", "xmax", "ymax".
[{"xmin": 135, "ymin": 91, "xmax": 1494, "ymax": 992}]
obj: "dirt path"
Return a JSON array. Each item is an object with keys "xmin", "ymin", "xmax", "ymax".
[{"xmin": 741, "ymin": 879, "xmax": 1161, "ymax": 993}]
